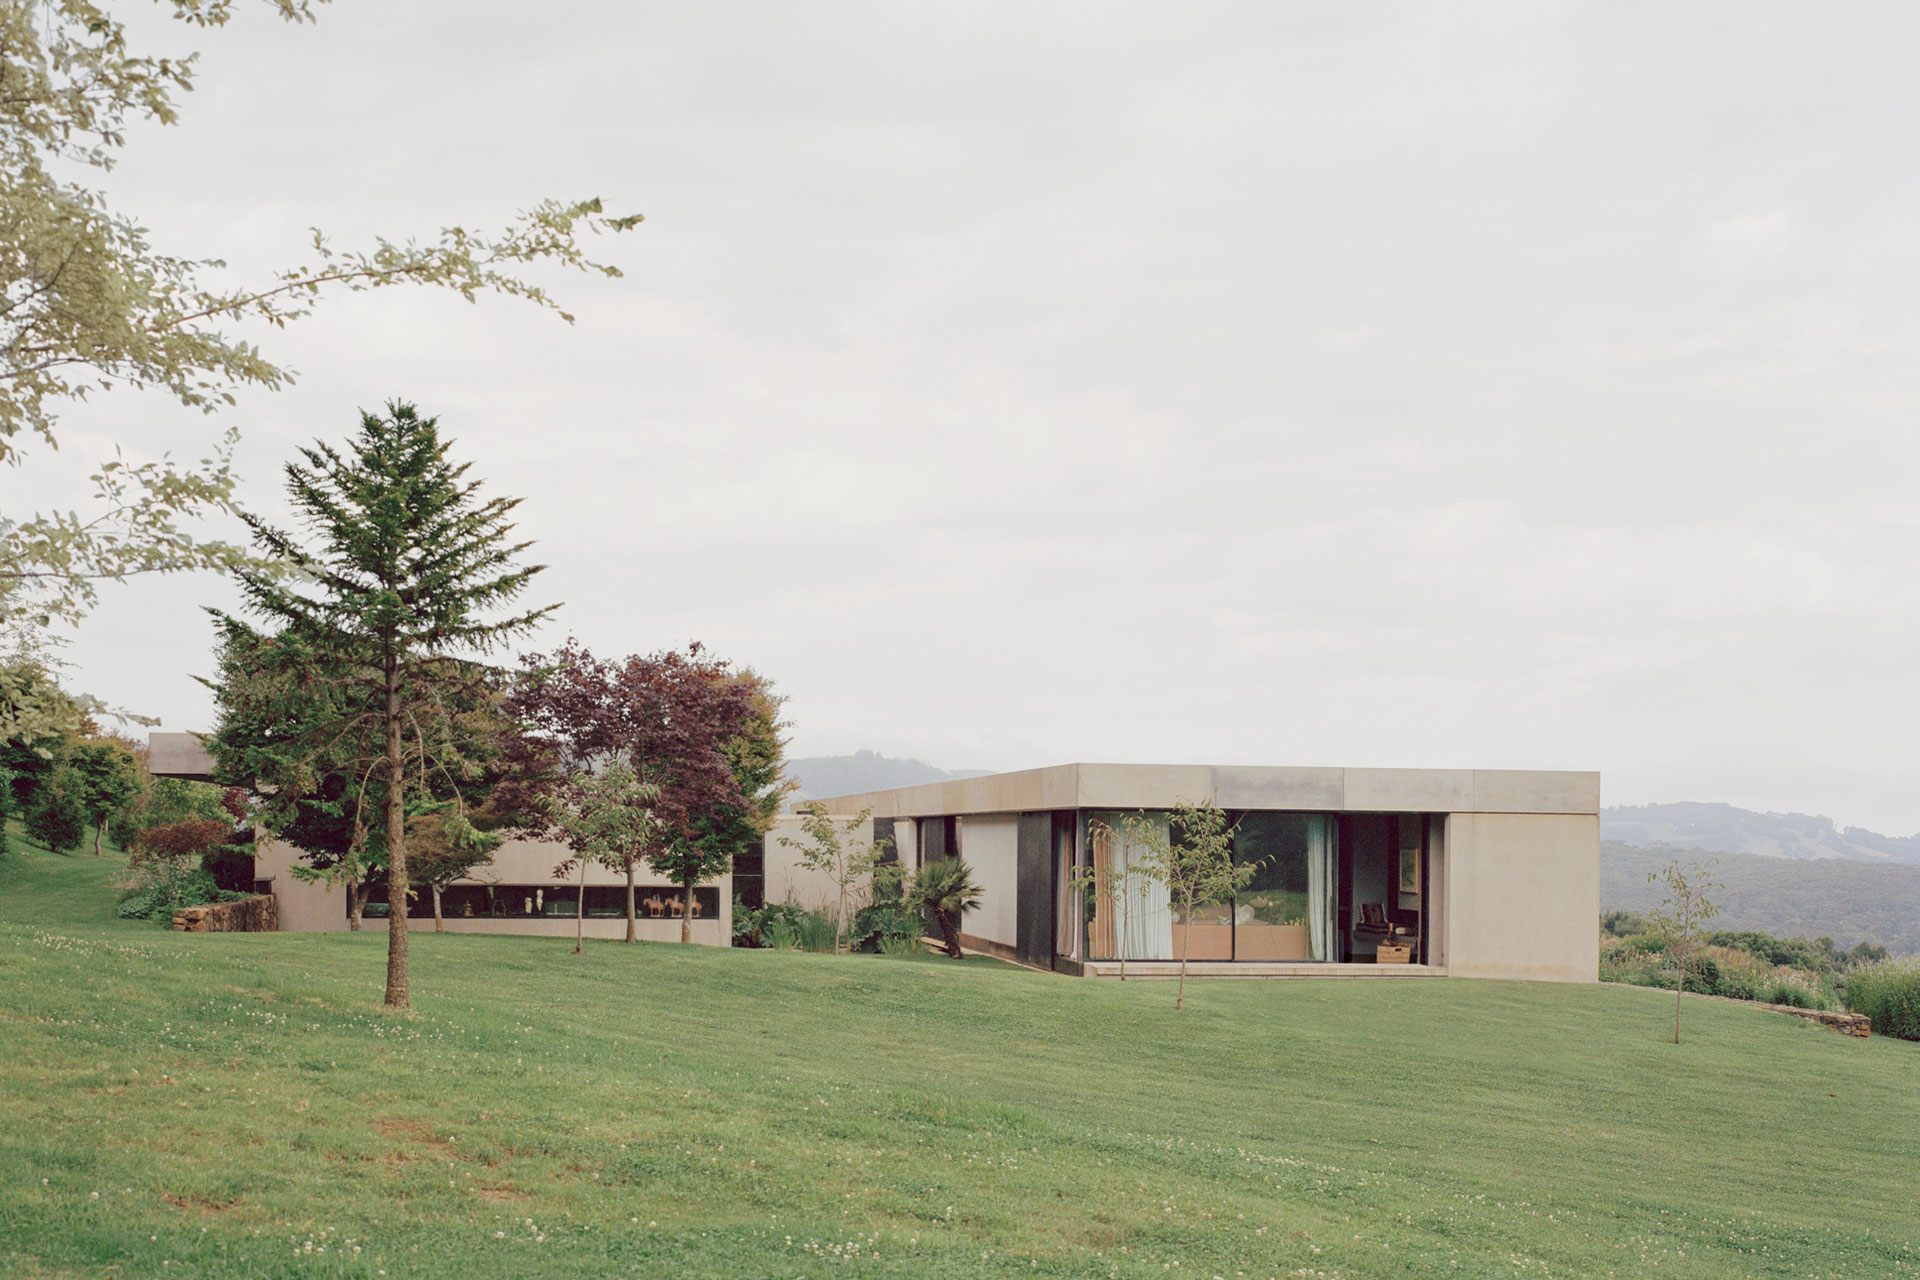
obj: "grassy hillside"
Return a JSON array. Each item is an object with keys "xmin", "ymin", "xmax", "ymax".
[
  {"xmin": 2, "ymin": 835, "xmax": 1917, "ymax": 1279},
  {"xmin": 1603, "ymin": 840, "xmax": 1920, "ymax": 953}
]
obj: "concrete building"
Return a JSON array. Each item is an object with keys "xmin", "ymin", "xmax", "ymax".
[
  {"xmin": 147, "ymin": 733, "xmax": 732, "ymax": 945},
  {"xmin": 771, "ymin": 763, "xmax": 1599, "ymax": 981}
]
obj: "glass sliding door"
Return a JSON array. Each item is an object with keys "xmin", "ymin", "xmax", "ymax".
[
  {"xmin": 1232, "ymin": 813, "xmax": 1336, "ymax": 962},
  {"xmin": 1085, "ymin": 811, "xmax": 1172, "ymax": 960}
]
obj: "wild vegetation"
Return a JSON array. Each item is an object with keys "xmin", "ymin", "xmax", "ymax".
[
  {"xmin": 1598, "ymin": 909, "xmax": 1901, "ymax": 1026},
  {"xmin": 3, "ymin": 833, "xmax": 1919, "ymax": 1279}
]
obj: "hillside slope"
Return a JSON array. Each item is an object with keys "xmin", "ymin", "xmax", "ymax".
[
  {"xmin": 1603, "ymin": 800, "xmax": 1920, "ymax": 864},
  {"xmin": 1601, "ymin": 840, "xmax": 1920, "ymax": 952},
  {"xmin": 2, "ymin": 836, "xmax": 1917, "ymax": 1278}
]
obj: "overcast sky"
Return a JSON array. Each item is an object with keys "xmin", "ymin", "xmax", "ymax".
[{"xmin": 11, "ymin": 2, "xmax": 1920, "ymax": 832}]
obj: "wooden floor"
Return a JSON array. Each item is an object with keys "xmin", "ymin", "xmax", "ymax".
[{"xmin": 1078, "ymin": 960, "xmax": 1447, "ymax": 979}]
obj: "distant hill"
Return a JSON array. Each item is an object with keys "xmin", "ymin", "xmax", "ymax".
[
  {"xmin": 1601, "ymin": 801, "xmax": 1920, "ymax": 865},
  {"xmin": 1600, "ymin": 841, "xmax": 1920, "ymax": 954},
  {"xmin": 784, "ymin": 750, "xmax": 992, "ymax": 804}
]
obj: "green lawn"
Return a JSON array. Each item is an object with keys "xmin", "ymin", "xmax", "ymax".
[{"xmin": 2, "ymin": 833, "xmax": 1916, "ymax": 1279}]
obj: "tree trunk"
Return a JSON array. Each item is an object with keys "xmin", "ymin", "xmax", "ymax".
[
  {"xmin": 432, "ymin": 883, "xmax": 443, "ymax": 933},
  {"xmin": 625, "ymin": 864, "xmax": 636, "ymax": 943},
  {"xmin": 348, "ymin": 877, "xmax": 365, "ymax": 931},
  {"xmin": 1176, "ymin": 892, "xmax": 1192, "ymax": 1011},
  {"xmin": 1674, "ymin": 949, "xmax": 1684, "ymax": 1044},
  {"xmin": 94, "ymin": 820, "xmax": 104, "ymax": 856},
  {"xmin": 935, "ymin": 907, "xmax": 963, "ymax": 959},
  {"xmin": 383, "ymin": 658, "xmax": 411, "ymax": 1009},
  {"xmin": 681, "ymin": 880, "xmax": 695, "ymax": 944},
  {"xmin": 574, "ymin": 854, "xmax": 590, "ymax": 955}
]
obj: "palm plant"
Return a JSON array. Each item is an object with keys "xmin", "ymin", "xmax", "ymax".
[{"xmin": 910, "ymin": 857, "xmax": 982, "ymax": 959}]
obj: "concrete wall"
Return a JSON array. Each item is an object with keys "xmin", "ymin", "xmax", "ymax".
[
  {"xmin": 958, "ymin": 814, "xmax": 1019, "ymax": 947},
  {"xmin": 817, "ymin": 763, "xmax": 1600, "ymax": 819},
  {"xmin": 1443, "ymin": 812, "xmax": 1599, "ymax": 982},
  {"xmin": 761, "ymin": 814, "xmax": 876, "ymax": 913},
  {"xmin": 256, "ymin": 835, "xmax": 352, "ymax": 933}
]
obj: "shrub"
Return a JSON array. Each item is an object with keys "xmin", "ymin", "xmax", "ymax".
[
  {"xmin": 116, "ymin": 862, "xmax": 242, "ymax": 922},
  {"xmin": 1598, "ymin": 946, "xmax": 1667, "ymax": 989},
  {"xmin": 1844, "ymin": 958, "xmax": 1920, "ymax": 1040},
  {"xmin": 878, "ymin": 933, "xmax": 923, "ymax": 956},
  {"xmin": 1682, "ymin": 952, "xmax": 1720, "ymax": 995},
  {"xmin": 733, "ymin": 901, "xmax": 806, "ymax": 949},
  {"xmin": 762, "ymin": 919, "xmax": 800, "ymax": 951},
  {"xmin": 851, "ymin": 899, "xmax": 924, "ymax": 953},
  {"xmin": 1600, "ymin": 910, "xmax": 1650, "ymax": 938},
  {"xmin": 1767, "ymin": 976, "xmax": 1821, "ymax": 1009},
  {"xmin": 133, "ymin": 818, "xmax": 235, "ymax": 866},
  {"xmin": 201, "ymin": 843, "xmax": 256, "ymax": 893},
  {"xmin": 24, "ymin": 773, "xmax": 87, "ymax": 854}
]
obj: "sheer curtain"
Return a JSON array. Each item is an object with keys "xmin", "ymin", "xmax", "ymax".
[
  {"xmin": 1095, "ymin": 811, "xmax": 1172, "ymax": 960},
  {"xmin": 1307, "ymin": 814, "xmax": 1334, "ymax": 961}
]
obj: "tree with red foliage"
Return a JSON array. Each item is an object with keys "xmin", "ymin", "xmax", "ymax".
[
  {"xmin": 504, "ymin": 640, "xmax": 786, "ymax": 943},
  {"xmin": 133, "ymin": 818, "xmax": 234, "ymax": 867}
]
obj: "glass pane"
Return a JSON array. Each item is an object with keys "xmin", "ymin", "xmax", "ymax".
[
  {"xmin": 1172, "ymin": 811, "xmax": 1233, "ymax": 961},
  {"xmin": 1233, "ymin": 813, "xmax": 1334, "ymax": 961},
  {"xmin": 1086, "ymin": 811, "xmax": 1172, "ymax": 961}
]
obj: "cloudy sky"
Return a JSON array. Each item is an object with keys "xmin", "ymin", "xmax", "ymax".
[{"xmin": 13, "ymin": 2, "xmax": 1920, "ymax": 832}]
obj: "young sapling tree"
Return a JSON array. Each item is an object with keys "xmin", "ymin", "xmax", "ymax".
[
  {"xmin": 778, "ymin": 803, "xmax": 890, "ymax": 954},
  {"xmin": 541, "ymin": 762, "xmax": 660, "ymax": 954},
  {"xmin": 1647, "ymin": 857, "xmax": 1724, "ymax": 1044}
]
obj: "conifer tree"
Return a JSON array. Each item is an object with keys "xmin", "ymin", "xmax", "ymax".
[{"xmin": 220, "ymin": 402, "xmax": 551, "ymax": 1007}]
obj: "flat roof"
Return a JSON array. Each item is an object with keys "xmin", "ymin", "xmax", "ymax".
[
  {"xmin": 812, "ymin": 763, "xmax": 1600, "ymax": 819},
  {"xmin": 147, "ymin": 733, "xmax": 218, "ymax": 782}
]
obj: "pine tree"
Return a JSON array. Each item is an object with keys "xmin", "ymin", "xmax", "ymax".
[{"xmin": 220, "ymin": 402, "xmax": 551, "ymax": 1008}]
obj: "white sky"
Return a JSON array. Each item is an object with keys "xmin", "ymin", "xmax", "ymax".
[{"xmin": 10, "ymin": 2, "xmax": 1920, "ymax": 832}]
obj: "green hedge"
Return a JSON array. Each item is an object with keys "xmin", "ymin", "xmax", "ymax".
[{"xmin": 1844, "ymin": 959, "xmax": 1920, "ymax": 1040}]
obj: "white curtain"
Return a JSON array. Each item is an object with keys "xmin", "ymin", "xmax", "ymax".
[
  {"xmin": 1105, "ymin": 812, "xmax": 1172, "ymax": 960},
  {"xmin": 1307, "ymin": 814, "xmax": 1334, "ymax": 961}
]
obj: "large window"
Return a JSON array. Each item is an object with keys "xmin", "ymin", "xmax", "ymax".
[
  {"xmin": 1080, "ymin": 811, "xmax": 1339, "ymax": 963},
  {"xmin": 428, "ymin": 884, "xmax": 721, "ymax": 921},
  {"xmin": 1233, "ymin": 813, "xmax": 1336, "ymax": 961},
  {"xmin": 1085, "ymin": 811, "xmax": 1172, "ymax": 961}
]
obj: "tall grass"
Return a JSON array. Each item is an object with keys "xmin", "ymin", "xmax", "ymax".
[
  {"xmin": 1844, "ymin": 957, "xmax": 1920, "ymax": 1039},
  {"xmin": 795, "ymin": 905, "xmax": 839, "ymax": 953}
]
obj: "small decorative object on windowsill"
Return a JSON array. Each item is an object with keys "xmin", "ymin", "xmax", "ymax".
[{"xmin": 1377, "ymin": 928, "xmax": 1413, "ymax": 964}]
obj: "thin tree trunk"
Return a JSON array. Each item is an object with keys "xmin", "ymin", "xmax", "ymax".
[
  {"xmin": 1674, "ymin": 947, "xmax": 1684, "ymax": 1044},
  {"xmin": 625, "ymin": 864, "xmax": 636, "ymax": 943},
  {"xmin": 1176, "ymin": 891, "xmax": 1192, "ymax": 1011},
  {"xmin": 836, "ymin": 878, "xmax": 848, "ymax": 954},
  {"xmin": 681, "ymin": 880, "xmax": 694, "ymax": 944},
  {"xmin": 575, "ymin": 854, "xmax": 588, "ymax": 955},
  {"xmin": 94, "ymin": 821, "xmax": 104, "ymax": 856},
  {"xmin": 433, "ymin": 884, "xmax": 443, "ymax": 933},
  {"xmin": 348, "ymin": 877, "xmax": 365, "ymax": 930},
  {"xmin": 383, "ymin": 658, "xmax": 411, "ymax": 1009}
]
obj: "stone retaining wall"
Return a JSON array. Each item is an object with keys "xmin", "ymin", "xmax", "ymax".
[
  {"xmin": 1768, "ymin": 1004, "xmax": 1871, "ymax": 1038},
  {"xmin": 173, "ymin": 895, "xmax": 279, "ymax": 933}
]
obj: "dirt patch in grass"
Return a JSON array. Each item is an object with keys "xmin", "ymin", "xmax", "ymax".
[
  {"xmin": 373, "ymin": 1116, "xmax": 459, "ymax": 1162},
  {"xmin": 162, "ymin": 1191, "xmax": 242, "ymax": 1215},
  {"xmin": 476, "ymin": 1184, "xmax": 530, "ymax": 1203}
]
